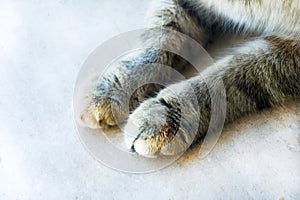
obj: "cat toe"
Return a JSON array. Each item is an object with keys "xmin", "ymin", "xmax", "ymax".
[{"xmin": 80, "ymin": 97, "xmax": 120, "ymax": 129}]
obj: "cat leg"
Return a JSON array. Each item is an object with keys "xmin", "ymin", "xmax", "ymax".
[
  {"xmin": 125, "ymin": 35, "xmax": 300, "ymax": 156},
  {"xmin": 81, "ymin": 0, "xmax": 213, "ymax": 128}
]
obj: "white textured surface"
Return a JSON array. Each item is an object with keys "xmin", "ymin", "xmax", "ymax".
[{"xmin": 0, "ymin": 1, "xmax": 299, "ymax": 199}]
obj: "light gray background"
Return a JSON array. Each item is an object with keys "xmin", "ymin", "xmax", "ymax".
[{"xmin": 0, "ymin": 0, "xmax": 299, "ymax": 199}]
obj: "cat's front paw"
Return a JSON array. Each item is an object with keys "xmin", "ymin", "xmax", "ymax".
[
  {"xmin": 80, "ymin": 61, "xmax": 134, "ymax": 129},
  {"xmin": 124, "ymin": 92, "xmax": 198, "ymax": 157},
  {"xmin": 80, "ymin": 62, "xmax": 162, "ymax": 129}
]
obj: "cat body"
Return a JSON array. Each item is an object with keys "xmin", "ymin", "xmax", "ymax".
[{"xmin": 81, "ymin": 0, "xmax": 300, "ymax": 156}]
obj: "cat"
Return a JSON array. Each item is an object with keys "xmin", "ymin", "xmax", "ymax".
[{"xmin": 81, "ymin": 0, "xmax": 300, "ymax": 157}]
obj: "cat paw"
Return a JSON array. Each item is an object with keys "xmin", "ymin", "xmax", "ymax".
[
  {"xmin": 80, "ymin": 61, "xmax": 135, "ymax": 128},
  {"xmin": 124, "ymin": 91, "xmax": 198, "ymax": 157},
  {"xmin": 80, "ymin": 62, "xmax": 161, "ymax": 129}
]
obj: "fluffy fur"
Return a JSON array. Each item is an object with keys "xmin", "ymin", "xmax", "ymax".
[{"xmin": 81, "ymin": 0, "xmax": 300, "ymax": 156}]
